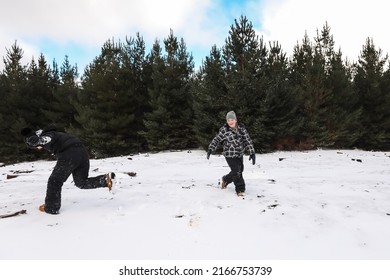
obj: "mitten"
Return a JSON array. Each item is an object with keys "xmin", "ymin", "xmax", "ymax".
[
  {"xmin": 207, "ymin": 149, "xmax": 212, "ymax": 160},
  {"xmin": 249, "ymin": 154, "xmax": 256, "ymax": 165}
]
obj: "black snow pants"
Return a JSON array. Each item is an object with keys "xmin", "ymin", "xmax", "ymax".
[
  {"xmin": 45, "ymin": 144, "xmax": 108, "ymax": 214},
  {"xmin": 224, "ymin": 156, "xmax": 245, "ymax": 193}
]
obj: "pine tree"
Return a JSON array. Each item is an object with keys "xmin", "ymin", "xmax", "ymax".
[
  {"xmin": 121, "ymin": 33, "xmax": 151, "ymax": 151},
  {"xmin": 0, "ymin": 42, "xmax": 57, "ymax": 162},
  {"xmin": 353, "ymin": 38, "xmax": 389, "ymax": 149},
  {"xmin": 42, "ymin": 56, "xmax": 79, "ymax": 131},
  {"xmin": 141, "ymin": 39, "xmax": 166, "ymax": 150},
  {"xmin": 143, "ymin": 30, "xmax": 195, "ymax": 150},
  {"xmin": 290, "ymin": 26, "xmax": 337, "ymax": 148},
  {"xmin": 24, "ymin": 54, "xmax": 54, "ymax": 126},
  {"xmin": 222, "ymin": 15, "xmax": 268, "ymax": 151},
  {"xmin": 379, "ymin": 64, "xmax": 390, "ymax": 149},
  {"xmin": 74, "ymin": 39, "xmax": 136, "ymax": 157},
  {"xmin": 260, "ymin": 41, "xmax": 304, "ymax": 151},
  {"xmin": 192, "ymin": 45, "xmax": 229, "ymax": 149},
  {"xmin": 0, "ymin": 42, "xmax": 30, "ymax": 162},
  {"xmin": 314, "ymin": 23, "xmax": 362, "ymax": 148},
  {"xmin": 325, "ymin": 50, "xmax": 362, "ymax": 148}
]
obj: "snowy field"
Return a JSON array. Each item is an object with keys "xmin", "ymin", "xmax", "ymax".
[{"xmin": 1, "ymin": 149, "xmax": 390, "ymax": 261}]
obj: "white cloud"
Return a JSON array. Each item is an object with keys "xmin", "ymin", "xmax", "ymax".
[
  {"xmin": 0, "ymin": 0, "xmax": 218, "ymax": 70},
  {"xmin": 0, "ymin": 0, "xmax": 219, "ymax": 45},
  {"xmin": 259, "ymin": 0, "xmax": 390, "ymax": 62},
  {"xmin": 1, "ymin": 0, "xmax": 389, "ymax": 72}
]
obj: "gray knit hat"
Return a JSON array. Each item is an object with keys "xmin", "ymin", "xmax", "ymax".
[{"xmin": 226, "ymin": 110, "xmax": 237, "ymax": 121}]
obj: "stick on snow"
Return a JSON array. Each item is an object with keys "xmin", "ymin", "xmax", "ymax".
[{"xmin": 0, "ymin": 210, "xmax": 27, "ymax": 219}]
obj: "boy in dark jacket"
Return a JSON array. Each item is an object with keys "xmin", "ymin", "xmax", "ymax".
[
  {"xmin": 207, "ymin": 111, "xmax": 255, "ymax": 196},
  {"xmin": 21, "ymin": 125, "xmax": 115, "ymax": 214}
]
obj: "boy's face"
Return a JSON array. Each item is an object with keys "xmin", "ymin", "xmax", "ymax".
[{"xmin": 227, "ymin": 118, "xmax": 237, "ymax": 128}]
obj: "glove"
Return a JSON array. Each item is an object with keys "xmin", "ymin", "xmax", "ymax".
[
  {"xmin": 207, "ymin": 149, "xmax": 212, "ymax": 160},
  {"xmin": 249, "ymin": 154, "xmax": 256, "ymax": 165}
]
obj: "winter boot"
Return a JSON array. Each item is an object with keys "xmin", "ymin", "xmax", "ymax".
[
  {"xmin": 38, "ymin": 204, "xmax": 59, "ymax": 214},
  {"xmin": 106, "ymin": 172, "xmax": 116, "ymax": 191},
  {"xmin": 220, "ymin": 177, "xmax": 227, "ymax": 189},
  {"xmin": 39, "ymin": 204, "xmax": 45, "ymax": 212}
]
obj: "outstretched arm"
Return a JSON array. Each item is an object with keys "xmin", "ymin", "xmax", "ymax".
[
  {"xmin": 208, "ymin": 127, "xmax": 225, "ymax": 152},
  {"xmin": 242, "ymin": 127, "xmax": 255, "ymax": 155},
  {"xmin": 207, "ymin": 128, "xmax": 225, "ymax": 159}
]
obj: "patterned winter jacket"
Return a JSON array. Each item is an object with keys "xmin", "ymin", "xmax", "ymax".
[{"xmin": 208, "ymin": 123, "xmax": 255, "ymax": 158}]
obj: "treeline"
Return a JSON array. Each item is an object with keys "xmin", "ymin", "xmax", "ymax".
[{"xmin": 1, "ymin": 16, "xmax": 390, "ymax": 163}]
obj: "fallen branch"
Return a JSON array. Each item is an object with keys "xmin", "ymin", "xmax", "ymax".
[
  {"xmin": 0, "ymin": 210, "xmax": 27, "ymax": 219},
  {"xmin": 125, "ymin": 172, "xmax": 137, "ymax": 177},
  {"xmin": 13, "ymin": 170, "xmax": 34, "ymax": 174},
  {"xmin": 7, "ymin": 170, "xmax": 34, "ymax": 179}
]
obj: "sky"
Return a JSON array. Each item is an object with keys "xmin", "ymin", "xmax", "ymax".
[
  {"xmin": 1, "ymin": 149, "xmax": 390, "ymax": 279},
  {"xmin": 0, "ymin": 0, "xmax": 389, "ymax": 74}
]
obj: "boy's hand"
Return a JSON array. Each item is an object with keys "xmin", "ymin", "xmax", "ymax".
[{"xmin": 249, "ymin": 154, "xmax": 256, "ymax": 165}]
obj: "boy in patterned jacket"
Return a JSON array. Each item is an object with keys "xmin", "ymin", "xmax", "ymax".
[{"xmin": 207, "ymin": 111, "xmax": 256, "ymax": 196}]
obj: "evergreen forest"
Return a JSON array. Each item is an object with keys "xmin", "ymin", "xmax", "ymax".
[{"xmin": 1, "ymin": 16, "xmax": 390, "ymax": 164}]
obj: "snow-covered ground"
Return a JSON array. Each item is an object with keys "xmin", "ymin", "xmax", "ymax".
[{"xmin": 1, "ymin": 149, "xmax": 390, "ymax": 261}]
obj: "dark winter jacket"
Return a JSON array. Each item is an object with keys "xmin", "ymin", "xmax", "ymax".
[
  {"xmin": 24, "ymin": 126, "xmax": 82, "ymax": 155},
  {"xmin": 209, "ymin": 123, "xmax": 255, "ymax": 158}
]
